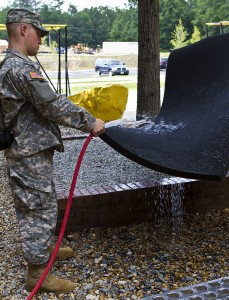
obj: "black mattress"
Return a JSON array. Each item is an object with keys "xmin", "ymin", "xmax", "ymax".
[{"xmin": 101, "ymin": 33, "xmax": 229, "ymax": 181}]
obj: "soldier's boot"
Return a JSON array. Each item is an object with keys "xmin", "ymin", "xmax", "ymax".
[
  {"xmin": 48, "ymin": 244, "xmax": 74, "ymax": 261},
  {"xmin": 26, "ymin": 263, "xmax": 74, "ymax": 294}
]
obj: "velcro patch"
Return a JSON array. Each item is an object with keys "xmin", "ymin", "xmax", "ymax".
[{"xmin": 29, "ymin": 72, "xmax": 45, "ymax": 80}]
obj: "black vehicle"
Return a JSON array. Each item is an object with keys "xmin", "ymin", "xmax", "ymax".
[
  {"xmin": 95, "ymin": 59, "xmax": 129, "ymax": 76},
  {"xmin": 160, "ymin": 57, "xmax": 168, "ymax": 69}
]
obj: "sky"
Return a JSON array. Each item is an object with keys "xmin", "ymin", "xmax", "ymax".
[{"xmin": 0, "ymin": 0, "xmax": 128, "ymax": 11}]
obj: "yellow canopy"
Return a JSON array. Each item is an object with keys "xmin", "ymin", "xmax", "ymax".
[
  {"xmin": 43, "ymin": 24, "xmax": 67, "ymax": 31},
  {"xmin": 0, "ymin": 24, "xmax": 67, "ymax": 31},
  {"xmin": 205, "ymin": 22, "xmax": 221, "ymax": 26},
  {"xmin": 0, "ymin": 24, "xmax": 6, "ymax": 31},
  {"xmin": 221, "ymin": 21, "xmax": 229, "ymax": 26},
  {"xmin": 206, "ymin": 21, "xmax": 229, "ymax": 27}
]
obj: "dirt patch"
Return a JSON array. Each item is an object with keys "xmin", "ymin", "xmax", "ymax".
[{"xmin": 32, "ymin": 53, "xmax": 138, "ymax": 70}]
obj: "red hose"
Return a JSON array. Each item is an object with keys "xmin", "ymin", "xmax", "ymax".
[{"xmin": 26, "ymin": 133, "xmax": 93, "ymax": 300}]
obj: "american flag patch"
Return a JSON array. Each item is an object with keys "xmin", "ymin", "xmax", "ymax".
[{"xmin": 29, "ymin": 72, "xmax": 45, "ymax": 80}]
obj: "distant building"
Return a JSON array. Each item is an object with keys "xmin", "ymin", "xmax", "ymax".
[
  {"xmin": 0, "ymin": 40, "xmax": 8, "ymax": 53},
  {"xmin": 102, "ymin": 42, "xmax": 138, "ymax": 55}
]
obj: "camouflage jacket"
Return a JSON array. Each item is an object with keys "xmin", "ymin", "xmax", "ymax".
[{"xmin": 0, "ymin": 49, "xmax": 96, "ymax": 158}]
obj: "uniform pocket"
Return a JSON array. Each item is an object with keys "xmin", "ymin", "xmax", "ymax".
[
  {"xmin": 7, "ymin": 149, "xmax": 54, "ymax": 193},
  {"xmin": 12, "ymin": 180, "xmax": 51, "ymax": 210}
]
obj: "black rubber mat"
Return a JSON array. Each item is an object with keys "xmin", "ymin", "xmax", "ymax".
[{"xmin": 101, "ymin": 33, "xmax": 229, "ymax": 181}]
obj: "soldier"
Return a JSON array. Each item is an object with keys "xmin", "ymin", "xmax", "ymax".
[{"xmin": 0, "ymin": 8, "xmax": 105, "ymax": 295}]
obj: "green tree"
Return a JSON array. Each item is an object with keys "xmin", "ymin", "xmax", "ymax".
[
  {"xmin": 39, "ymin": 5, "xmax": 69, "ymax": 48},
  {"xmin": 0, "ymin": 8, "xmax": 9, "ymax": 40},
  {"xmin": 11, "ymin": 0, "xmax": 44, "ymax": 11},
  {"xmin": 109, "ymin": 7, "xmax": 138, "ymax": 41},
  {"xmin": 1, "ymin": 0, "xmax": 228, "ymax": 50},
  {"xmin": 170, "ymin": 18, "xmax": 189, "ymax": 49},
  {"xmin": 68, "ymin": 4, "xmax": 78, "ymax": 16},
  {"xmin": 126, "ymin": 0, "xmax": 138, "ymax": 8},
  {"xmin": 191, "ymin": 0, "xmax": 229, "ymax": 36},
  {"xmin": 65, "ymin": 6, "xmax": 116, "ymax": 49},
  {"xmin": 0, "ymin": 7, "xmax": 10, "ymax": 23},
  {"xmin": 88, "ymin": 7, "xmax": 117, "ymax": 47},
  {"xmin": 50, "ymin": 0, "xmax": 64, "ymax": 11},
  {"xmin": 190, "ymin": 25, "xmax": 201, "ymax": 44},
  {"xmin": 160, "ymin": 0, "xmax": 194, "ymax": 51}
]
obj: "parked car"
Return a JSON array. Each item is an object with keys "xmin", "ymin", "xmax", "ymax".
[
  {"xmin": 56, "ymin": 47, "xmax": 65, "ymax": 54},
  {"xmin": 160, "ymin": 57, "xmax": 168, "ymax": 69},
  {"xmin": 95, "ymin": 59, "xmax": 129, "ymax": 76}
]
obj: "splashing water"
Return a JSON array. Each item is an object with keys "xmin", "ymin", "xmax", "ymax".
[
  {"xmin": 155, "ymin": 181, "xmax": 185, "ymax": 235},
  {"xmin": 170, "ymin": 182, "xmax": 185, "ymax": 233},
  {"xmin": 143, "ymin": 120, "xmax": 185, "ymax": 135},
  {"xmin": 106, "ymin": 116, "xmax": 185, "ymax": 234},
  {"xmin": 106, "ymin": 118, "xmax": 185, "ymax": 135}
]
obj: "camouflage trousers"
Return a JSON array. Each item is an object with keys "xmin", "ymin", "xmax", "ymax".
[{"xmin": 6, "ymin": 148, "xmax": 58, "ymax": 265}]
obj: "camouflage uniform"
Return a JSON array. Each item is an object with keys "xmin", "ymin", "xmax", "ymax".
[{"xmin": 0, "ymin": 49, "xmax": 96, "ymax": 264}]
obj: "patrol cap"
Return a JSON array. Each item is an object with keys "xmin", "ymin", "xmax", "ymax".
[{"xmin": 6, "ymin": 8, "xmax": 49, "ymax": 37}]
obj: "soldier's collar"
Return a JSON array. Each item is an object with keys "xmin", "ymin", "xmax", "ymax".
[{"xmin": 6, "ymin": 49, "xmax": 39, "ymax": 68}]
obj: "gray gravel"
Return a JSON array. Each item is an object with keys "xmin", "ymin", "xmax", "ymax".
[
  {"xmin": 53, "ymin": 127, "xmax": 165, "ymax": 190},
  {"xmin": 0, "ymin": 126, "xmax": 228, "ymax": 300}
]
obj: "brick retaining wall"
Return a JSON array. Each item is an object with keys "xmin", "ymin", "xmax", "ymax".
[{"xmin": 55, "ymin": 175, "xmax": 229, "ymax": 234}]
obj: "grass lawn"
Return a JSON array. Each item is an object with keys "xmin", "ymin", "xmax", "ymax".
[
  {"xmin": 51, "ymin": 75, "xmax": 165, "ymax": 95},
  {"xmin": 70, "ymin": 81, "xmax": 138, "ymax": 94}
]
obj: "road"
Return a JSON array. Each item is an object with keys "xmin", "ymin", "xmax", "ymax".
[
  {"xmin": 45, "ymin": 68, "xmax": 137, "ymax": 78},
  {"xmin": 45, "ymin": 68, "xmax": 166, "ymax": 82}
]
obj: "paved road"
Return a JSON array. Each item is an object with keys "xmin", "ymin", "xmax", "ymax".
[
  {"xmin": 45, "ymin": 68, "xmax": 166, "ymax": 82},
  {"xmin": 45, "ymin": 68, "xmax": 137, "ymax": 78}
]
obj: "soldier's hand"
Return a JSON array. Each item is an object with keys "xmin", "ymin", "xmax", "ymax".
[{"xmin": 91, "ymin": 119, "xmax": 105, "ymax": 137}]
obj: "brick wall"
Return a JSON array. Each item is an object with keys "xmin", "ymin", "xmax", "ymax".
[{"xmin": 55, "ymin": 176, "xmax": 229, "ymax": 234}]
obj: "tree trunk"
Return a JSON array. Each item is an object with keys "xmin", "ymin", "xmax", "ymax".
[{"xmin": 137, "ymin": 0, "xmax": 160, "ymax": 121}]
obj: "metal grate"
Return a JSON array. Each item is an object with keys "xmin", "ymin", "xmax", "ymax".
[{"xmin": 142, "ymin": 277, "xmax": 229, "ymax": 300}]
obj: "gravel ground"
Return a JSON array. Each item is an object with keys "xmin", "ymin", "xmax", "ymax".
[
  {"xmin": 53, "ymin": 127, "xmax": 165, "ymax": 189},
  {"xmin": 0, "ymin": 127, "xmax": 228, "ymax": 300}
]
